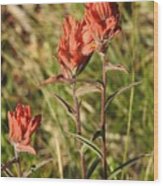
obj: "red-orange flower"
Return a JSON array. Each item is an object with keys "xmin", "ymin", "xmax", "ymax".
[
  {"xmin": 8, "ymin": 103, "xmax": 41, "ymax": 155},
  {"xmin": 84, "ymin": 2, "xmax": 121, "ymax": 51},
  {"xmin": 58, "ymin": 16, "xmax": 95, "ymax": 78}
]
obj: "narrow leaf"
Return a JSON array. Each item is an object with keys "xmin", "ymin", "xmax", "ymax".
[
  {"xmin": 109, "ymin": 153, "xmax": 152, "ymax": 179},
  {"xmin": 92, "ymin": 129, "xmax": 104, "ymax": 141},
  {"xmin": 69, "ymin": 133, "xmax": 102, "ymax": 158},
  {"xmin": 105, "ymin": 81, "xmax": 141, "ymax": 111},
  {"xmin": 81, "ymin": 130, "xmax": 103, "ymax": 155},
  {"xmin": 40, "ymin": 74, "xmax": 73, "ymax": 86},
  {"xmin": 54, "ymin": 93, "xmax": 75, "ymax": 114},
  {"xmin": 105, "ymin": 62, "xmax": 128, "ymax": 74},
  {"xmin": 86, "ymin": 158, "xmax": 101, "ymax": 179},
  {"xmin": 76, "ymin": 55, "xmax": 92, "ymax": 75},
  {"xmin": 76, "ymin": 81, "xmax": 102, "ymax": 97}
]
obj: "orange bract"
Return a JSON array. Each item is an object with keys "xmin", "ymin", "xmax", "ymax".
[
  {"xmin": 84, "ymin": 2, "xmax": 121, "ymax": 51},
  {"xmin": 58, "ymin": 16, "xmax": 95, "ymax": 78},
  {"xmin": 8, "ymin": 104, "xmax": 41, "ymax": 155}
]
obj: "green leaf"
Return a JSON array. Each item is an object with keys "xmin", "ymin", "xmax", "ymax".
[
  {"xmin": 76, "ymin": 56, "xmax": 91, "ymax": 75},
  {"xmin": 54, "ymin": 93, "xmax": 75, "ymax": 114},
  {"xmin": 69, "ymin": 133, "xmax": 103, "ymax": 158},
  {"xmin": 92, "ymin": 129, "xmax": 104, "ymax": 141},
  {"xmin": 76, "ymin": 81, "xmax": 102, "ymax": 97},
  {"xmin": 86, "ymin": 158, "xmax": 101, "ymax": 179},
  {"xmin": 109, "ymin": 153, "xmax": 152, "ymax": 179},
  {"xmin": 82, "ymin": 130, "xmax": 103, "ymax": 155},
  {"xmin": 105, "ymin": 81, "xmax": 141, "ymax": 111},
  {"xmin": 105, "ymin": 62, "xmax": 129, "ymax": 74}
]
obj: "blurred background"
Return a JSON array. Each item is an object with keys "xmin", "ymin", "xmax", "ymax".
[{"xmin": 1, "ymin": 2, "xmax": 154, "ymax": 180}]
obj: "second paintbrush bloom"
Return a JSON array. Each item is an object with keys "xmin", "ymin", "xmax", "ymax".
[{"xmin": 84, "ymin": 2, "xmax": 121, "ymax": 52}]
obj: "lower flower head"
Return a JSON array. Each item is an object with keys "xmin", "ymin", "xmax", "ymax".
[{"xmin": 8, "ymin": 103, "xmax": 41, "ymax": 155}]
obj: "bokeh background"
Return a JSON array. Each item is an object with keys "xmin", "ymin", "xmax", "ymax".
[{"xmin": 1, "ymin": 2, "xmax": 154, "ymax": 180}]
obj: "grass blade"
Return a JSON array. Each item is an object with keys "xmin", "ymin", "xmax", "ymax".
[
  {"xmin": 55, "ymin": 137, "xmax": 63, "ymax": 178},
  {"xmin": 23, "ymin": 158, "xmax": 53, "ymax": 177},
  {"xmin": 109, "ymin": 153, "xmax": 152, "ymax": 179}
]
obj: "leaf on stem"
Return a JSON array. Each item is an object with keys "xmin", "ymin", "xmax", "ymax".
[
  {"xmin": 76, "ymin": 81, "xmax": 102, "ymax": 97},
  {"xmin": 92, "ymin": 129, "xmax": 104, "ymax": 141},
  {"xmin": 86, "ymin": 158, "xmax": 101, "ymax": 179},
  {"xmin": 104, "ymin": 62, "xmax": 128, "ymax": 74},
  {"xmin": 54, "ymin": 93, "xmax": 75, "ymax": 114},
  {"xmin": 76, "ymin": 55, "xmax": 92, "ymax": 76},
  {"xmin": 105, "ymin": 81, "xmax": 141, "ymax": 111},
  {"xmin": 39, "ymin": 74, "xmax": 73, "ymax": 86},
  {"xmin": 69, "ymin": 133, "xmax": 103, "ymax": 158}
]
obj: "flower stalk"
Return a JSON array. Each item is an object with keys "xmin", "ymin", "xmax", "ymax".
[
  {"xmin": 14, "ymin": 146, "xmax": 22, "ymax": 177},
  {"xmin": 40, "ymin": 2, "xmax": 121, "ymax": 180},
  {"xmin": 72, "ymin": 76, "xmax": 86, "ymax": 178},
  {"xmin": 100, "ymin": 53, "xmax": 107, "ymax": 179}
]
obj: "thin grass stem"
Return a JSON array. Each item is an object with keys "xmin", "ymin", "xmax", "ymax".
[
  {"xmin": 121, "ymin": 71, "xmax": 135, "ymax": 179},
  {"xmin": 121, "ymin": 3, "xmax": 138, "ymax": 179}
]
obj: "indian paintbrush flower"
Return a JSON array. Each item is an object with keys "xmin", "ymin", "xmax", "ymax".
[
  {"xmin": 58, "ymin": 16, "xmax": 95, "ymax": 78},
  {"xmin": 84, "ymin": 2, "xmax": 121, "ymax": 53},
  {"xmin": 8, "ymin": 103, "xmax": 41, "ymax": 155},
  {"xmin": 41, "ymin": 3, "xmax": 121, "ymax": 85}
]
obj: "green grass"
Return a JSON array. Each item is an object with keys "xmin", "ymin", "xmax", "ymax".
[{"xmin": 1, "ymin": 2, "xmax": 154, "ymax": 180}]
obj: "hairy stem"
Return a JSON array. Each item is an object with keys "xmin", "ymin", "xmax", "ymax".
[
  {"xmin": 100, "ymin": 53, "xmax": 107, "ymax": 179},
  {"xmin": 14, "ymin": 145, "xmax": 22, "ymax": 177},
  {"xmin": 72, "ymin": 77, "xmax": 86, "ymax": 179}
]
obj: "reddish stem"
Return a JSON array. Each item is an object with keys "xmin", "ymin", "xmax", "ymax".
[
  {"xmin": 72, "ymin": 77, "xmax": 86, "ymax": 178},
  {"xmin": 100, "ymin": 53, "xmax": 107, "ymax": 179}
]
